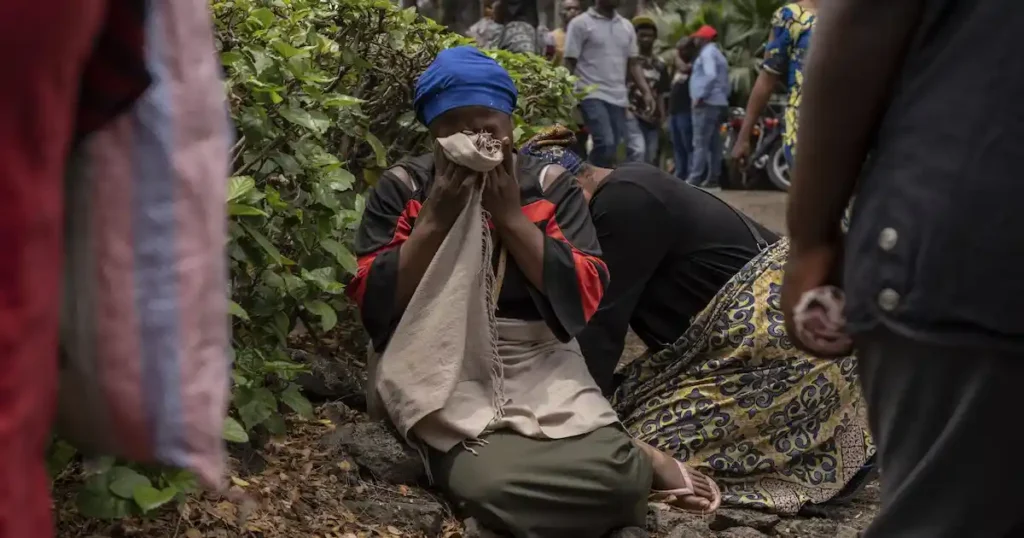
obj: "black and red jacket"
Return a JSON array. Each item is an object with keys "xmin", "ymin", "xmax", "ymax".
[{"xmin": 348, "ymin": 152, "xmax": 609, "ymax": 352}]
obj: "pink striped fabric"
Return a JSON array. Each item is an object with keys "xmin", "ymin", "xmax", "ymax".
[{"xmin": 57, "ymin": 0, "xmax": 230, "ymax": 489}]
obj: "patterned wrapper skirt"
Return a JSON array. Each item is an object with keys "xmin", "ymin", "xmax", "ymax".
[{"xmin": 612, "ymin": 238, "xmax": 875, "ymax": 514}]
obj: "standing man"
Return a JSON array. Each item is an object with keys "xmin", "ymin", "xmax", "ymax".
[
  {"xmin": 686, "ymin": 25, "xmax": 730, "ymax": 187},
  {"xmin": 625, "ymin": 15, "xmax": 671, "ymax": 165},
  {"xmin": 563, "ymin": 0, "xmax": 655, "ymax": 168},
  {"xmin": 667, "ymin": 38, "xmax": 696, "ymax": 180},
  {"xmin": 782, "ymin": 1, "xmax": 1024, "ymax": 537},
  {"xmin": 547, "ymin": 0, "xmax": 581, "ymax": 66}
]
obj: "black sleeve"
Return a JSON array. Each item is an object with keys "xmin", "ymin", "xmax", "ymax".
[
  {"xmin": 346, "ymin": 171, "xmax": 417, "ymax": 352},
  {"xmin": 576, "ymin": 180, "xmax": 672, "ymax": 393},
  {"xmin": 527, "ymin": 170, "xmax": 610, "ymax": 342},
  {"xmin": 657, "ymin": 63, "xmax": 672, "ymax": 95}
]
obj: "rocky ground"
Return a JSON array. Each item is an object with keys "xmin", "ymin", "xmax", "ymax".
[{"xmin": 55, "ymin": 189, "xmax": 882, "ymax": 538}]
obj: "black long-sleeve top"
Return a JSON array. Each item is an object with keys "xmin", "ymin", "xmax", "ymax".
[
  {"xmin": 576, "ymin": 163, "xmax": 779, "ymax": 393},
  {"xmin": 348, "ymin": 153, "xmax": 609, "ymax": 353}
]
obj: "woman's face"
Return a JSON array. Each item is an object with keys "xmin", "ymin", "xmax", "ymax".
[{"xmin": 429, "ymin": 106, "xmax": 514, "ymax": 144}]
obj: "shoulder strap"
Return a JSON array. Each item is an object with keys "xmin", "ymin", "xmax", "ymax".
[{"xmin": 695, "ymin": 187, "xmax": 772, "ymax": 252}]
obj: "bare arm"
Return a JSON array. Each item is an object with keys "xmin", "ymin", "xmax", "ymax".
[
  {"xmin": 788, "ymin": 0, "xmax": 925, "ymax": 252},
  {"xmin": 737, "ymin": 70, "xmax": 780, "ymax": 145},
  {"xmin": 628, "ymin": 57, "xmax": 653, "ymax": 98}
]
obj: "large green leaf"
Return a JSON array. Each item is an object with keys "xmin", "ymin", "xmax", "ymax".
[
  {"xmin": 241, "ymin": 223, "xmax": 294, "ymax": 266},
  {"xmin": 280, "ymin": 383, "xmax": 315, "ymax": 419},
  {"xmin": 228, "ymin": 176, "xmax": 256, "ymax": 203},
  {"xmin": 304, "ymin": 299, "xmax": 338, "ymax": 331},
  {"xmin": 77, "ymin": 474, "xmax": 133, "ymax": 520},
  {"xmin": 223, "ymin": 416, "xmax": 250, "ymax": 443},
  {"xmin": 108, "ymin": 467, "xmax": 152, "ymax": 500},
  {"xmin": 133, "ymin": 486, "xmax": 178, "ymax": 513},
  {"xmin": 320, "ymin": 238, "xmax": 358, "ymax": 276}
]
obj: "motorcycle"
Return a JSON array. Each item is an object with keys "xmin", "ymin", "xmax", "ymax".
[{"xmin": 720, "ymin": 96, "xmax": 790, "ymax": 191}]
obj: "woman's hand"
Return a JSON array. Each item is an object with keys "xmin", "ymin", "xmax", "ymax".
[
  {"xmin": 483, "ymin": 138, "xmax": 524, "ymax": 227},
  {"xmin": 419, "ymin": 146, "xmax": 473, "ymax": 230}
]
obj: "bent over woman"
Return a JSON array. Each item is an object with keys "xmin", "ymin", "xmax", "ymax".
[{"xmin": 522, "ymin": 126, "xmax": 875, "ymax": 514}]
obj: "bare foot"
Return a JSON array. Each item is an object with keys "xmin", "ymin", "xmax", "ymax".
[{"xmin": 634, "ymin": 441, "xmax": 719, "ymax": 512}]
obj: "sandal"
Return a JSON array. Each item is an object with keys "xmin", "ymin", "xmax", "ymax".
[{"xmin": 650, "ymin": 460, "xmax": 722, "ymax": 514}]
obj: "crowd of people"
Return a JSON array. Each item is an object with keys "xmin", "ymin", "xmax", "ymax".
[
  {"xmin": 468, "ymin": 0, "xmax": 735, "ymax": 185},
  {"xmin": 352, "ymin": 0, "xmax": 1024, "ymax": 536}
]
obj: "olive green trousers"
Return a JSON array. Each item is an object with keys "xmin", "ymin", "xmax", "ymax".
[{"xmin": 430, "ymin": 426, "xmax": 652, "ymax": 538}]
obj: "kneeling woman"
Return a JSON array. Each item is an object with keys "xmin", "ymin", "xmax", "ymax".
[
  {"xmin": 348, "ymin": 48, "xmax": 718, "ymax": 538},
  {"xmin": 522, "ymin": 127, "xmax": 875, "ymax": 514}
]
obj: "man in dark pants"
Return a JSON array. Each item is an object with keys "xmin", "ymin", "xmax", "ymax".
[
  {"xmin": 781, "ymin": 0, "xmax": 1024, "ymax": 536},
  {"xmin": 563, "ymin": 0, "xmax": 654, "ymax": 168}
]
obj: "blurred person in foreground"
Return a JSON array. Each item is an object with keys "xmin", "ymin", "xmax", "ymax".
[
  {"xmin": 686, "ymin": 25, "xmax": 730, "ymax": 187},
  {"xmin": 624, "ymin": 15, "xmax": 671, "ymax": 165},
  {"xmin": 2, "ymin": 2, "xmax": 150, "ymax": 536},
  {"xmin": 732, "ymin": 1, "xmax": 817, "ymax": 169},
  {"xmin": 782, "ymin": 1, "xmax": 1024, "ymax": 536},
  {"xmin": 564, "ymin": 0, "xmax": 655, "ymax": 168}
]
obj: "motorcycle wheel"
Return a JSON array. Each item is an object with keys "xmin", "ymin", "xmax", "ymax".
[{"xmin": 766, "ymin": 143, "xmax": 791, "ymax": 192}]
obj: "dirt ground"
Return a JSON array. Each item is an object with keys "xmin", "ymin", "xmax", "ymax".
[{"xmin": 55, "ymin": 189, "xmax": 883, "ymax": 538}]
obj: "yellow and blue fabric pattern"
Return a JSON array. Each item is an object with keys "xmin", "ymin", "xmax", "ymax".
[{"xmin": 761, "ymin": 3, "xmax": 815, "ymax": 166}]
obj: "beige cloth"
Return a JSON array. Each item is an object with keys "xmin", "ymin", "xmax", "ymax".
[{"xmin": 372, "ymin": 137, "xmax": 616, "ymax": 461}]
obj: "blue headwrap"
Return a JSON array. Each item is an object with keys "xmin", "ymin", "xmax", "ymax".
[{"xmin": 414, "ymin": 46, "xmax": 518, "ymax": 126}]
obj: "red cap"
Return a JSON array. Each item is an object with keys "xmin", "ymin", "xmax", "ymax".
[{"xmin": 691, "ymin": 24, "xmax": 718, "ymax": 40}]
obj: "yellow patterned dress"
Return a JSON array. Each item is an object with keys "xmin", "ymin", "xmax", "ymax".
[
  {"xmin": 761, "ymin": 3, "xmax": 815, "ymax": 166},
  {"xmin": 611, "ymin": 239, "xmax": 875, "ymax": 513}
]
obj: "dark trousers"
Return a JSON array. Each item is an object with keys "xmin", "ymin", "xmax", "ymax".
[
  {"xmin": 580, "ymin": 99, "xmax": 626, "ymax": 168},
  {"xmin": 855, "ymin": 327, "xmax": 1024, "ymax": 537},
  {"xmin": 668, "ymin": 112, "xmax": 692, "ymax": 180},
  {"xmin": 687, "ymin": 104, "xmax": 726, "ymax": 186}
]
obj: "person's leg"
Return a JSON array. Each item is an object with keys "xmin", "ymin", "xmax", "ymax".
[
  {"xmin": 1, "ymin": 2, "xmax": 109, "ymax": 537},
  {"xmin": 432, "ymin": 427, "xmax": 652, "ymax": 538},
  {"xmin": 855, "ymin": 327, "xmax": 1024, "ymax": 537},
  {"xmin": 579, "ymin": 99, "xmax": 616, "ymax": 168},
  {"xmin": 641, "ymin": 120, "xmax": 660, "ymax": 165},
  {"xmin": 669, "ymin": 113, "xmax": 692, "ymax": 180},
  {"xmin": 624, "ymin": 114, "xmax": 645, "ymax": 163},
  {"xmin": 704, "ymin": 105, "xmax": 727, "ymax": 187},
  {"xmin": 607, "ymin": 103, "xmax": 628, "ymax": 167},
  {"xmin": 687, "ymin": 106, "xmax": 713, "ymax": 185}
]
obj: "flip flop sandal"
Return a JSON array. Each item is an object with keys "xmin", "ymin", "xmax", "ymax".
[{"xmin": 650, "ymin": 460, "xmax": 723, "ymax": 514}]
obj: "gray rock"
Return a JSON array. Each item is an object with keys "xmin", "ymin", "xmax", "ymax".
[
  {"xmin": 463, "ymin": 517, "xmax": 506, "ymax": 538},
  {"xmin": 343, "ymin": 500, "xmax": 444, "ymax": 536},
  {"xmin": 710, "ymin": 509, "xmax": 781, "ymax": 535},
  {"xmin": 323, "ymin": 421, "xmax": 427, "ymax": 485},
  {"xmin": 835, "ymin": 524, "xmax": 860, "ymax": 538},
  {"xmin": 647, "ymin": 503, "xmax": 714, "ymax": 538},
  {"xmin": 608, "ymin": 527, "xmax": 649, "ymax": 538},
  {"xmin": 291, "ymin": 348, "xmax": 369, "ymax": 407},
  {"xmin": 717, "ymin": 528, "xmax": 769, "ymax": 538}
]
